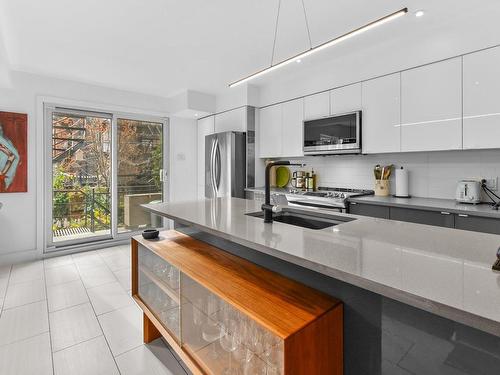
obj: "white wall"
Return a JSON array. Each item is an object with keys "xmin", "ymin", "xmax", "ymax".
[
  {"xmin": 169, "ymin": 117, "xmax": 197, "ymax": 203},
  {"xmin": 215, "ymin": 84, "xmax": 259, "ymax": 113},
  {"xmin": 0, "ymin": 71, "xmax": 196, "ymax": 264},
  {"xmin": 284, "ymin": 149, "xmax": 500, "ymax": 200}
]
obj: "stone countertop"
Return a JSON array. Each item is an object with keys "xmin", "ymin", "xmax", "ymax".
[
  {"xmin": 143, "ymin": 198, "xmax": 500, "ymax": 337},
  {"xmin": 348, "ymin": 195, "xmax": 500, "ymax": 218}
]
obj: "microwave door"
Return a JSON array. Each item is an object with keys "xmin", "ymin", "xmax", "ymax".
[{"xmin": 303, "ymin": 111, "xmax": 361, "ymax": 155}]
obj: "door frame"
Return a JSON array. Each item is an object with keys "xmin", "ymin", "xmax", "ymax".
[{"xmin": 40, "ymin": 98, "xmax": 169, "ymax": 254}]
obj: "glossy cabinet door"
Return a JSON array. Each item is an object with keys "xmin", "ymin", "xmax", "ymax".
[
  {"xmin": 348, "ymin": 202, "xmax": 390, "ymax": 219},
  {"xmin": 281, "ymin": 98, "xmax": 304, "ymax": 157},
  {"xmin": 390, "ymin": 207, "xmax": 455, "ymax": 228},
  {"xmin": 463, "ymin": 46, "xmax": 500, "ymax": 149},
  {"xmin": 401, "ymin": 57, "xmax": 462, "ymax": 152},
  {"xmin": 304, "ymin": 91, "xmax": 330, "ymax": 120},
  {"xmin": 362, "ymin": 73, "xmax": 401, "ymax": 153},
  {"xmin": 330, "ymin": 83, "xmax": 362, "ymax": 115},
  {"xmin": 214, "ymin": 107, "xmax": 247, "ymax": 133},
  {"xmin": 259, "ymin": 104, "xmax": 282, "ymax": 158},
  {"xmin": 455, "ymin": 214, "xmax": 500, "ymax": 235},
  {"xmin": 197, "ymin": 116, "xmax": 215, "ymax": 199}
]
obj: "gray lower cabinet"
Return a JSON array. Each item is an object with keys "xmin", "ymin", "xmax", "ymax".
[
  {"xmin": 349, "ymin": 202, "xmax": 390, "ymax": 219},
  {"xmin": 348, "ymin": 201, "xmax": 500, "ymax": 234},
  {"xmin": 455, "ymin": 214, "xmax": 500, "ymax": 235},
  {"xmin": 390, "ymin": 207, "xmax": 455, "ymax": 228}
]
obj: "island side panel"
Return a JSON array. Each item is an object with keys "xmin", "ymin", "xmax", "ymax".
[{"xmin": 285, "ymin": 305, "xmax": 343, "ymax": 375}]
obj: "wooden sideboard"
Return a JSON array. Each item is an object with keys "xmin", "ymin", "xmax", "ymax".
[{"xmin": 131, "ymin": 230, "xmax": 343, "ymax": 375}]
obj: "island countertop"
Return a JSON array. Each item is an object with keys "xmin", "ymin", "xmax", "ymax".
[{"xmin": 143, "ymin": 197, "xmax": 500, "ymax": 337}]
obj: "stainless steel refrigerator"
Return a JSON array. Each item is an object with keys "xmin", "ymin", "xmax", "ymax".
[{"xmin": 205, "ymin": 131, "xmax": 247, "ymax": 199}]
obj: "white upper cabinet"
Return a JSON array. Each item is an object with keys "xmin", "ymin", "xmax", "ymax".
[
  {"xmin": 330, "ymin": 83, "xmax": 362, "ymax": 115},
  {"xmin": 214, "ymin": 107, "xmax": 247, "ymax": 133},
  {"xmin": 281, "ymin": 98, "xmax": 304, "ymax": 157},
  {"xmin": 259, "ymin": 104, "xmax": 282, "ymax": 158},
  {"xmin": 197, "ymin": 116, "xmax": 215, "ymax": 199},
  {"xmin": 463, "ymin": 46, "xmax": 500, "ymax": 149},
  {"xmin": 362, "ymin": 73, "xmax": 401, "ymax": 154},
  {"xmin": 401, "ymin": 57, "xmax": 462, "ymax": 152},
  {"xmin": 304, "ymin": 92, "xmax": 330, "ymax": 120}
]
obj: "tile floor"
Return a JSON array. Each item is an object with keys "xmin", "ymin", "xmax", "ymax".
[{"xmin": 0, "ymin": 244, "xmax": 190, "ymax": 375}]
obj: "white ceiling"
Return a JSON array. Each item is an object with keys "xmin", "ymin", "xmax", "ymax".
[{"xmin": 0, "ymin": 0, "xmax": 499, "ymax": 98}]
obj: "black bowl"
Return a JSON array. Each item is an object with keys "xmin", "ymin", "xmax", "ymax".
[{"xmin": 142, "ymin": 229, "xmax": 159, "ymax": 240}]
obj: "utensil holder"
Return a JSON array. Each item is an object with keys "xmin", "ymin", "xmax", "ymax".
[{"xmin": 375, "ymin": 180, "xmax": 390, "ymax": 196}]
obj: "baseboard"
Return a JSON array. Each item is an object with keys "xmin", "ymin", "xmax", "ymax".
[{"xmin": 0, "ymin": 248, "xmax": 40, "ymax": 265}]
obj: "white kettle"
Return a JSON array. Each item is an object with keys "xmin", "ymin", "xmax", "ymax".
[{"xmin": 456, "ymin": 180, "xmax": 481, "ymax": 204}]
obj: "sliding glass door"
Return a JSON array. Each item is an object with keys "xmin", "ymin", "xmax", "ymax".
[
  {"xmin": 46, "ymin": 106, "xmax": 168, "ymax": 250},
  {"xmin": 117, "ymin": 118, "xmax": 164, "ymax": 233}
]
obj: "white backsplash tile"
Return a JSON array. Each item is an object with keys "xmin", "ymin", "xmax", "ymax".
[{"xmin": 282, "ymin": 149, "xmax": 500, "ymax": 199}]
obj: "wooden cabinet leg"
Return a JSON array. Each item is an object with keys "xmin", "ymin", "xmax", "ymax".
[{"xmin": 143, "ymin": 313, "xmax": 161, "ymax": 343}]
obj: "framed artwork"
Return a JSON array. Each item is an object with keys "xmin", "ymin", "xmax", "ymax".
[{"xmin": 0, "ymin": 111, "xmax": 27, "ymax": 193}]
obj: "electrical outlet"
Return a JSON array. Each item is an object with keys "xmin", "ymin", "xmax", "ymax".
[{"xmin": 485, "ymin": 177, "xmax": 498, "ymax": 191}]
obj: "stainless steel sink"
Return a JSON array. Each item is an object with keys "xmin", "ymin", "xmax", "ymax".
[{"xmin": 246, "ymin": 208, "xmax": 355, "ymax": 230}]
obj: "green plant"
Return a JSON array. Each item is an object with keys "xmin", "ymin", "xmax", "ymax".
[{"xmin": 150, "ymin": 142, "xmax": 163, "ymax": 190}]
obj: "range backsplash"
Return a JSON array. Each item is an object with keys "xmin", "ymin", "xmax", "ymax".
[{"xmin": 282, "ymin": 149, "xmax": 500, "ymax": 200}]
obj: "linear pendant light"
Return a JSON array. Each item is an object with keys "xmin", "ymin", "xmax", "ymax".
[{"xmin": 229, "ymin": 7, "xmax": 408, "ymax": 88}]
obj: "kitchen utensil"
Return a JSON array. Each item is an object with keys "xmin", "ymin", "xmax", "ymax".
[
  {"xmin": 374, "ymin": 165, "xmax": 381, "ymax": 180},
  {"xmin": 275, "ymin": 166, "xmax": 290, "ymax": 188},
  {"xmin": 374, "ymin": 164, "xmax": 393, "ymax": 180}
]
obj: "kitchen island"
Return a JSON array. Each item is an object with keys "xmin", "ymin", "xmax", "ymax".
[{"xmin": 143, "ymin": 197, "xmax": 500, "ymax": 375}]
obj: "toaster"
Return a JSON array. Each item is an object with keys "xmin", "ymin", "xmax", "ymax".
[{"xmin": 456, "ymin": 180, "xmax": 482, "ymax": 204}]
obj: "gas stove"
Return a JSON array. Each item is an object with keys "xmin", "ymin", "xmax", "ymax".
[{"xmin": 286, "ymin": 187, "xmax": 374, "ymax": 211}]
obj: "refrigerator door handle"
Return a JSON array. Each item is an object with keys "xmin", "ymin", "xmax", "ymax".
[
  {"xmin": 210, "ymin": 138, "xmax": 217, "ymax": 196},
  {"xmin": 214, "ymin": 138, "xmax": 221, "ymax": 192}
]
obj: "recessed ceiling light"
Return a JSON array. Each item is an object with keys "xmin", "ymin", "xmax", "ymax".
[
  {"xmin": 415, "ymin": 10, "xmax": 425, "ymax": 17},
  {"xmin": 194, "ymin": 114, "xmax": 198, "ymax": 117},
  {"xmin": 296, "ymin": 59, "xmax": 302, "ymax": 63}
]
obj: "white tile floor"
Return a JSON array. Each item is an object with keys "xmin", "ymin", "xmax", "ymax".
[{"xmin": 0, "ymin": 244, "xmax": 189, "ymax": 375}]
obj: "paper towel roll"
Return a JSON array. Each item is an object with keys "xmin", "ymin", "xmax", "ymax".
[{"xmin": 395, "ymin": 167, "xmax": 409, "ymax": 197}]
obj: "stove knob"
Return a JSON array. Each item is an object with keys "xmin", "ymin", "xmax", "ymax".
[{"xmin": 339, "ymin": 193, "xmax": 345, "ymax": 199}]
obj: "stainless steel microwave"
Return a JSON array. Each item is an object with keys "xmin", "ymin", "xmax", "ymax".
[{"xmin": 303, "ymin": 111, "xmax": 362, "ymax": 155}]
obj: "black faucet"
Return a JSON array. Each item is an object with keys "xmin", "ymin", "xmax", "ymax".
[{"xmin": 262, "ymin": 160, "xmax": 305, "ymax": 223}]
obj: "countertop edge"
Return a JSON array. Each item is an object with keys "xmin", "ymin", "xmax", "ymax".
[{"xmin": 144, "ymin": 204, "xmax": 500, "ymax": 338}]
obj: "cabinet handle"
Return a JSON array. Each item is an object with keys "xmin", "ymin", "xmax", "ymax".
[
  {"xmin": 350, "ymin": 202, "xmax": 357, "ymax": 205},
  {"xmin": 440, "ymin": 211, "xmax": 451, "ymax": 215},
  {"xmin": 458, "ymin": 214, "xmax": 469, "ymax": 218}
]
